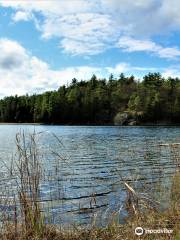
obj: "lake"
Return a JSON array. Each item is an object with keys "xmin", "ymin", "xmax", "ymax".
[{"xmin": 0, "ymin": 125, "xmax": 179, "ymax": 226}]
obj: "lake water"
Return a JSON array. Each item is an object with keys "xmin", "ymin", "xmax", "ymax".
[{"xmin": 0, "ymin": 125, "xmax": 179, "ymax": 226}]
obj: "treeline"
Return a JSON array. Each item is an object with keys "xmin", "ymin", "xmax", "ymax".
[{"xmin": 0, "ymin": 73, "xmax": 180, "ymax": 125}]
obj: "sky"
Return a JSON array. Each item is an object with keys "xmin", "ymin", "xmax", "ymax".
[{"xmin": 0, "ymin": 0, "xmax": 180, "ymax": 97}]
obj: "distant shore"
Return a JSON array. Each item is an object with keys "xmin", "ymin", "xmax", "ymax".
[
  {"xmin": 0, "ymin": 122, "xmax": 44, "ymax": 125},
  {"xmin": 0, "ymin": 122, "xmax": 179, "ymax": 126}
]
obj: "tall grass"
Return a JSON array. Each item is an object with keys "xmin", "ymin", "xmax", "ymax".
[
  {"xmin": 0, "ymin": 132, "xmax": 45, "ymax": 239},
  {"xmin": 0, "ymin": 133, "xmax": 179, "ymax": 240}
]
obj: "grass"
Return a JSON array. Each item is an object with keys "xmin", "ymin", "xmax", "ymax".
[{"xmin": 0, "ymin": 133, "xmax": 179, "ymax": 240}]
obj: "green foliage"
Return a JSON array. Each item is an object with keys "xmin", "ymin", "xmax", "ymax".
[{"xmin": 0, "ymin": 72, "xmax": 180, "ymax": 124}]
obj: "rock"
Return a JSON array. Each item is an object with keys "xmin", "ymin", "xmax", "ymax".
[{"xmin": 128, "ymin": 120, "xmax": 137, "ymax": 126}]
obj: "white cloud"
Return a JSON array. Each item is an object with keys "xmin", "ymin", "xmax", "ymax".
[
  {"xmin": 101, "ymin": 0, "xmax": 180, "ymax": 36},
  {"xmin": 41, "ymin": 13, "xmax": 117, "ymax": 55},
  {"xmin": 118, "ymin": 36, "xmax": 180, "ymax": 59},
  {"xmin": 0, "ymin": 0, "xmax": 95, "ymax": 16},
  {"xmin": 0, "ymin": 38, "xmax": 108, "ymax": 97},
  {"xmin": 0, "ymin": 38, "xmax": 165, "ymax": 97},
  {"xmin": 118, "ymin": 37, "xmax": 157, "ymax": 52},
  {"xmin": 158, "ymin": 47, "xmax": 180, "ymax": 59},
  {"xmin": 106, "ymin": 63, "xmax": 160, "ymax": 77},
  {"xmin": 0, "ymin": 38, "xmax": 28, "ymax": 69},
  {"xmin": 1, "ymin": 0, "xmax": 117, "ymax": 55},
  {"xmin": 162, "ymin": 65, "xmax": 180, "ymax": 78},
  {"xmin": 1, "ymin": 0, "xmax": 180, "ymax": 56},
  {"xmin": 12, "ymin": 10, "xmax": 31, "ymax": 22},
  {"xmin": 106, "ymin": 63, "xmax": 129, "ymax": 74},
  {"xmin": 0, "ymin": 39, "xmax": 56, "ymax": 96}
]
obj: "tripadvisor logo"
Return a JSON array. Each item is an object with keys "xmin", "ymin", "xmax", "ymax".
[
  {"xmin": 135, "ymin": 227, "xmax": 144, "ymax": 236},
  {"xmin": 135, "ymin": 226, "xmax": 173, "ymax": 236}
]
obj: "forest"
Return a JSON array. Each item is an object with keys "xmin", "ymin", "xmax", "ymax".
[{"xmin": 0, "ymin": 72, "xmax": 180, "ymax": 125}]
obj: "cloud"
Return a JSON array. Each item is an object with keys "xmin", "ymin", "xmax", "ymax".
[
  {"xmin": 12, "ymin": 10, "xmax": 31, "ymax": 22},
  {"xmin": 0, "ymin": 39, "xmax": 55, "ymax": 96},
  {"xmin": 0, "ymin": 39, "xmax": 27, "ymax": 69},
  {"xmin": 0, "ymin": 38, "xmax": 107, "ymax": 97},
  {"xmin": 0, "ymin": 38, "xmax": 165, "ymax": 98},
  {"xmin": 118, "ymin": 36, "xmax": 180, "ymax": 59},
  {"xmin": 118, "ymin": 37, "xmax": 157, "ymax": 52},
  {"xmin": 102, "ymin": 0, "xmax": 180, "ymax": 36},
  {"xmin": 0, "ymin": 0, "xmax": 95, "ymax": 16},
  {"xmin": 162, "ymin": 65, "xmax": 180, "ymax": 78},
  {"xmin": 158, "ymin": 47, "xmax": 180, "ymax": 59},
  {"xmin": 106, "ymin": 63, "xmax": 160, "ymax": 77},
  {"xmin": 106, "ymin": 63, "xmax": 129, "ymax": 74},
  {"xmin": 2, "ymin": 0, "xmax": 117, "ymax": 55},
  {"xmin": 42, "ymin": 13, "xmax": 117, "ymax": 55},
  {"xmin": 1, "ymin": 0, "xmax": 180, "ymax": 56}
]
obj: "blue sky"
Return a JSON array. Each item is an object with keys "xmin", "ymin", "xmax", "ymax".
[{"xmin": 0, "ymin": 0, "xmax": 180, "ymax": 97}]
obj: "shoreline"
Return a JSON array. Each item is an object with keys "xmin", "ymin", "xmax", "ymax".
[{"xmin": 0, "ymin": 122, "xmax": 180, "ymax": 126}]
